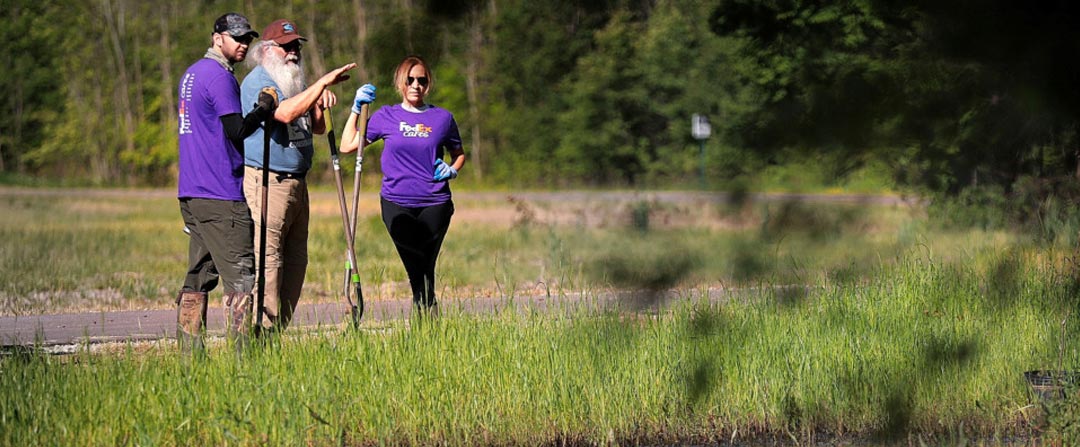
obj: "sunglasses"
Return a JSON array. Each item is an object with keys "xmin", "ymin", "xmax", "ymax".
[
  {"xmin": 406, "ymin": 76, "xmax": 429, "ymax": 87},
  {"xmin": 273, "ymin": 41, "xmax": 303, "ymax": 52},
  {"xmin": 226, "ymin": 33, "xmax": 254, "ymax": 45}
]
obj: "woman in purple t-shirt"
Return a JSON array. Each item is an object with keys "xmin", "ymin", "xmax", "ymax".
[{"xmin": 341, "ymin": 55, "xmax": 466, "ymax": 315}]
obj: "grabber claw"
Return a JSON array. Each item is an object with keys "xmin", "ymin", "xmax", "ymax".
[{"xmin": 349, "ymin": 304, "xmax": 361, "ymax": 330}]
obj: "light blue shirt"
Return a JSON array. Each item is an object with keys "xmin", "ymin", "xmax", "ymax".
[{"xmin": 240, "ymin": 65, "xmax": 314, "ymax": 174}]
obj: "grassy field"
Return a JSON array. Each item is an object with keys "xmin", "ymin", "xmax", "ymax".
[
  {"xmin": 0, "ymin": 187, "xmax": 944, "ymax": 315},
  {"xmin": 0, "ymin": 187, "xmax": 1076, "ymax": 445}
]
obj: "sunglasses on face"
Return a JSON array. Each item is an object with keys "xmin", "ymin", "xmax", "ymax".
[
  {"xmin": 406, "ymin": 76, "xmax": 429, "ymax": 87},
  {"xmin": 274, "ymin": 41, "xmax": 303, "ymax": 52},
  {"xmin": 226, "ymin": 33, "xmax": 253, "ymax": 45}
]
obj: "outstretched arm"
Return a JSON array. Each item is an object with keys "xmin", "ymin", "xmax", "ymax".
[{"xmin": 272, "ymin": 63, "xmax": 356, "ymax": 125}]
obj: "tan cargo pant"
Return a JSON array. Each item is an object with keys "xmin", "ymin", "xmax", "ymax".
[{"xmin": 244, "ymin": 166, "xmax": 309, "ymax": 331}]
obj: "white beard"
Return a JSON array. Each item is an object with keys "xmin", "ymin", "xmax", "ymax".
[{"xmin": 263, "ymin": 50, "xmax": 305, "ymax": 98}]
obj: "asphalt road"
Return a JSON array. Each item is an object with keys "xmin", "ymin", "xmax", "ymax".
[
  {"xmin": 0, "ymin": 289, "xmax": 730, "ymax": 350},
  {"xmin": 0, "ymin": 296, "xmax": 523, "ymax": 348}
]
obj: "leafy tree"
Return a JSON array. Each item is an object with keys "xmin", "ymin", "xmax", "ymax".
[
  {"xmin": 8, "ymin": 0, "xmax": 1080, "ymax": 196},
  {"xmin": 555, "ymin": 9, "xmax": 647, "ymax": 185},
  {"xmin": 709, "ymin": 0, "xmax": 1080, "ymax": 194},
  {"xmin": 632, "ymin": 0, "xmax": 752, "ymax": 186},
  {"xmin": 709, "ymin": 1, "xmax": 908, "ymax": 175},
  {"xmin": 482, "ymin": 1, "xmax": 618, "ymax": 186},
  {"xmin": 1, "ymin": 1, "xmax": 66, "ymax": 174}
]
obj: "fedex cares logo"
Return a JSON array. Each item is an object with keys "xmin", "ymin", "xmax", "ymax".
[{"xmin": 399, "ymin": 121, "xmax": 432, "ymax": 138}]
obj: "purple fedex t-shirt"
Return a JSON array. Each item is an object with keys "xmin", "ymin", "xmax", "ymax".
[
  {"xmin": 366, "ymin": 104, "xmax": 462, "ymax": 207},
  {"xmin": 177, "ymin": 58, "xmax": 245, "ymax": 201}
]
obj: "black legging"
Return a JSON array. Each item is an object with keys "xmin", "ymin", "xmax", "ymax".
[{"xmin": 381, "ymin": 197, "xmax": 454, "ymax": 307}]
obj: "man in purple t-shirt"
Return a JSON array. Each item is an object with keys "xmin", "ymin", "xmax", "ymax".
[{"xmin": 175, "ymin": 12, "xmax": 277, "ymax": 350}]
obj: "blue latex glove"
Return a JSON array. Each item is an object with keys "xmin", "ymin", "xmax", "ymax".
[
  {"xmin": 433, "ymin": 159, "xmax": 458, "ymax": 181},
  {"xmin": 352, "ymin": 84, "xmax": 376, "ymax": 114}
]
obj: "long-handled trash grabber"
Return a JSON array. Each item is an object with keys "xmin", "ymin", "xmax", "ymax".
[
  {"xmin": 344, "ymin": 103, "xmax": 369, "ymax": 318},
  {"xmin": 256, "ymin": 89, "xmax": 275, "ymax": 334},
  {"xmin": 324, "ymin": 107, "xmax": 364, "ymax": 328}
]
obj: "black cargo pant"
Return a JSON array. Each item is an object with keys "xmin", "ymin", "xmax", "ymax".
[
  {"xmin": 179, "ymin": 198, "xmax": 256, "ymax": 294},
  {"xmin": 380, "ymin": 197, "xmax": 454, "ymax": 307}
]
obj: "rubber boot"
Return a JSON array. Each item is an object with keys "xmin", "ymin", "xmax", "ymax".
[
  {"xmin": 223, "ymin": 292, "xmax": 253, "ymax": 348},
  {"xmin": 176, "ymin": 291, "xmax": 207, "ymax": 352}
]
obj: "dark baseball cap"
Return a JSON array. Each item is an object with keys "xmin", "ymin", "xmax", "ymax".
[
  {"xmin": 261, "ymin": 19, "xmax": 307, "ymax": 45},
  {"xmin": 213, "ymin": 13, "xmax": 258, "ymax": 38}
]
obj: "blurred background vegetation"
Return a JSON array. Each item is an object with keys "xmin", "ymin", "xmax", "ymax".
[{"xmin": 4, "ymin": 0, "xmax": 1080, "ymax": 202}]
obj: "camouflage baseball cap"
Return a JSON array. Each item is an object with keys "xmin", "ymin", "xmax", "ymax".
[{"xmin": 213, "ymin": 13, "xmax": 258, "ymax": 38}]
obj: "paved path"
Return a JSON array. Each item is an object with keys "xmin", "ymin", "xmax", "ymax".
[
  {"xmin": 0, "ymin": 300, "xmax": 392, "ymax": 347},
  {"xmin": 0, "ymin": 290, "xmax": 731, "ymax": 349},
  {"xmin": 0, "ymin": 297, "xmax": 519, "ymax": 347}
]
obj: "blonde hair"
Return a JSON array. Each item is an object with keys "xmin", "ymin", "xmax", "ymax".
[{"xmin": 393, "ymin": 55, "xmax": 433, "ymax": 99}]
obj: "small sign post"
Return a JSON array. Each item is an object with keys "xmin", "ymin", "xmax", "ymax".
[{"xmin": 692, "ymin": 114, "xmax": 711, "ymax": 188}]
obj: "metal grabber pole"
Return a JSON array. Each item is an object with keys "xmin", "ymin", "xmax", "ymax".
[
  {"xmin": 256, "ymin": 88, "xmax": 275, "ymax": 335},
  {"xmin": 324, "ymin": 107, "xmax": 364, "ymax": 328},
  {"xmin": 346, "ymin": 104, "xmax": 369, "ymax": 321}
]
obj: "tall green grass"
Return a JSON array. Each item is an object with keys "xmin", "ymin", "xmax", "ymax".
[
  {"xmin": 2, "ymin": 245, "xmax": 1073, "ymax": 445},
  {"xmin": 3, "ymin": 187, "xmax": 1075, "ymax": 444}
]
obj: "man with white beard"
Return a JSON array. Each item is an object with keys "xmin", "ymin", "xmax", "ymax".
[{"xmin": 240, "ymin": 18, "xmax": 359, "ymax": 333}]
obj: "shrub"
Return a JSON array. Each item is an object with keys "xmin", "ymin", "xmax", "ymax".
[{"xmin": 929, "ymin": 176, "xmax": 1080, "ymax": 245}]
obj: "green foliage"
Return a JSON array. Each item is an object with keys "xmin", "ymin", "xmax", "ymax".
[
  {"xmin": 555, "ymin": 9, "xmax": 646, "ymax": 185},
  {"xmin": 554, "ymin": 1, "xmax": 751, "ymax": 188},
  {"xmin": 929, "ymin": 184, "xmax": 1011, "ymax": 231},
  {"xmin": 928, "ymin": 176, "xmax": 1080, "ymax": 246},
  {"xmin": 713, "ymin": 0, "xmax": 1080, "ymax": 195},
  {"xmin": 483, "ymin": 1, "xmax": 618, "ymax": 186},
  {"xmin": 6, "ymin": 0, "xmax": 1080, "ymax": 196},
  {"xmin": 1047, "ymin": 388, "xmax": 1080, "ymax": 446},
  {"xmin": 1, "ymin": 1, "xmax": 67, "ymax": 173}
]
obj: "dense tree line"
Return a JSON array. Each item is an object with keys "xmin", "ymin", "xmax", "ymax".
[{"xmin": 3, "ymin": 0, "xmax": 1079, "ymax": 194}]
